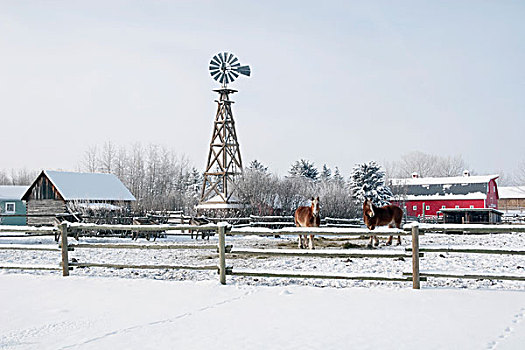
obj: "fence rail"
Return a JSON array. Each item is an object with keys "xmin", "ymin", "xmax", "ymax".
[{"xmin": 1, "ymin": 222, "xmax": 525, "ymax": 289}]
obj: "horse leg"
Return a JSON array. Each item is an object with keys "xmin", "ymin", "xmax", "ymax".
[
  {"xmin": 308, "ymin": 234, "xmax": 314, "ymax": 250},
  {"xmin": 302, "ymin": 235, "xmax": 308, "ymax": 249},
  {"xmin": 367, "ymin": 236, "xmax": 374, "ymax": 248},
  {"xmin": 386, "ymin": 222, "xmax": 395, "ymax": 245},
  {"xmin": 396, "ymin": 235, "xmax": 401, "ymax": 245},
  {"xmin": 298, "ymin": 235, "xmax": 303, "ymax": 249},
  {"xmin": 374, "ymin": 235, "xmax": 380, "ymax": 246}
]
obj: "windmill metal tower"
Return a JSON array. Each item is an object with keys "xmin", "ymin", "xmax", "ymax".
[{"xmin": 197, "ymin": 52, "xmax": 251, "ymax": 211}]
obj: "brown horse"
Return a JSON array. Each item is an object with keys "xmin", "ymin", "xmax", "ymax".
[
  {"xmin": 362, "ymin": 198, "xmax": 403, "ymax": 247},
  {"xmin": 294, "ymin": 197, "xmax": 320, "ymax": 249}
]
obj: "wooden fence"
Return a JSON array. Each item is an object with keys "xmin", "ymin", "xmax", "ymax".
[{"xmin": 1, "ymin": 223, "xmax": 525, "ymax": 289}]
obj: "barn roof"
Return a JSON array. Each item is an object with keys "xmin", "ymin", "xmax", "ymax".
[
  {"xmin": 389, "ymin": 174, "xmax": 499, "ymax": 201},
  {"xmin": 390, "ymin": 174, "xmax": 499, "ymax": 186},
  {"xmin": 25, "ymin": 171, "xmax": 136, "ymax": 201},
  {"xmin": 0, "ymin": 186, "xmax": 28, "ymax": 200},
  {"xmin": 498, "ymin": 186, "xmax": 525, "ymax": 199}
]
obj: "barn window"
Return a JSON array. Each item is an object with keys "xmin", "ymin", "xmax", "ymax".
[
  {"xmin": 5, "ymin": 202, "xmax": 15, "ymax": 213},
  {"xmin": 425, "ymin": 205, "xmax": 430, "ymax": 210},
  {"xmin": 470, "ymin": 205, "xmax": 474, "ymax": 209},
  {"xmin": 455, "ymin": 205, "xmax": 459, "ymax": 209},
  {"xmin": 442, "ymin": 205, "xmax": 446, "ymax": 209},
  {"xmin": 412, "ymin": 205, "xmax": 417, "ymax": 211}
]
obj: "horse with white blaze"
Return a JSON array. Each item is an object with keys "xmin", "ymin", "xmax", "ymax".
[
  {"xmin": 294, "ymin": 196, "xmax": 321, "ymax": 249},
  {"xmin": 362, "ymin": 198, "xmax": 403, "ymax": 247}
]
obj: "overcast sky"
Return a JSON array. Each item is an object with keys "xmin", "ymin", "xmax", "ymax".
[{"xmin": 1, "ymin": 0, "xmax": 524, "ymax": 178}]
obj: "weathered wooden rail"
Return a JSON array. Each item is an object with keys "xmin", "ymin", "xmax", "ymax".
[
  {"xmin": 0, "ymin": 225, "xmax": 62, "ymax": 271},
  {"xmin": 402, "ymin": 223, "xmax": 525, "ymax": 283},
  {"xmin": 2, "ymin": 222, "xmax": 525, "ymax": 289},
  {"xmin": 223, "ymin": 225, "xmax": 421, "ymax": 287}
]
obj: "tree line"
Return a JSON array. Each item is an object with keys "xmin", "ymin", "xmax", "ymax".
[{"xmin": 3, "ymin": 144, "xmax": 523, "ymax": 218}]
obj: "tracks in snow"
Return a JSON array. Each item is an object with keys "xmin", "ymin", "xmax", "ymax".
[{"xmin": 486, "ymin": 306, "xmax": 525, "ymax": 349}]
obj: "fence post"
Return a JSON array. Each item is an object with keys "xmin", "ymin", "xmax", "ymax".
[
  {"xmin": 60, "ymin": 222, "xmax": 69, "ymax": 277},
  {"xmin": 218, "ymin": 223, "xmax": 227, "ymax": 285},
  {"xmin": 411, "ymin": 223, "xmax": 420, "ymax": 289}
]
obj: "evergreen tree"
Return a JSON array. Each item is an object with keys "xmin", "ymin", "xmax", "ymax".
[
  {"xmin": 248, "ymin": 159, "xmax": 268, "ymax": 173},
  {"xmin": 320, "ymin": 164, "xmax": 332, "ymax": 182},
  {"xmin": 332, "ymin": 167, "xmax": 345, "ymax": 186},
  {"xmin": 349, "ymin": 161, "xmax": 393, "ymax": 206},
  {"xmin": 289, "ymin": 159, "xmax": 318, "ymax": 181}
]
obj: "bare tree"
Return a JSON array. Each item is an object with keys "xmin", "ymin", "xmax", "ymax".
[
  {"xmin": 390, "ymin": 151, "xmax": 471, "ymax": 178},
  {"xmin": 435, "ymin": 155, "xmax": 469, "ymax": 177},
  {"xmin": 514, "ymin": 160, "xmax": 525, "ymax": 186},
  {"xmin": 0, "ymin": 170, "xmax": 10, "ymax": 185},
  {"xmin": 82, "ymin": 145, "xmax": 99, "ymax": 173},
  {"xmin": 99, "ymin": 141, "xmax": 115, "ymax": 173},
  {"xmin": 9, "ymin": 168, "xmax": 38, "ymax": 185}
]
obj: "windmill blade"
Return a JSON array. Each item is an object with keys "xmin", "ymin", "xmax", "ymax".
[
  {"xmin": 209, "ymin": 66, "xmax": 220, "ymax": 73},
  {"xmin": 226, "ymin": 52, "xmax": 234, "ymax": 63},
  {"xmin": 210, "ymin": 70, "xmax": 221, "ymax": 79},
  {"xmin": 211, "ymin": 55, "xmax": 221, "ymax": 66},
  {"xmin": 235, "ymin": 65, "xmax": 251, "ymax": 77},
  {"xmin": 223, "ymin": 52, "xmax": 229, "ymax": 63},
  {"xmin": 218, "ymin": 52, "xmax": 225, "ymax": 63},
  {"xmin": 224, "ymin": 73, "xmax": 230, "ymax": 84},
  {"xmin": 230, "ymin": 70, "xmax": 239, "ymax": 78},
  {"xmin": 219, "ymin": 73, "xmax": 225, "ymax": 84},
  {"xmin": 230, "ymin": 57, "xmax": 238, "ymax": 65},
  {"xmin": 227, "ymin": 71, "xmax": 236, "ymax": 83},
  {"xmin": 212, "ymin": 71, "xmax": 221, "ymax": 81}
]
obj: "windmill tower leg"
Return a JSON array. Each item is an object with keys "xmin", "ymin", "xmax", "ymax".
[{"xmin": 197, "ymin": 88, "xmax": 245, "ymax": 214}]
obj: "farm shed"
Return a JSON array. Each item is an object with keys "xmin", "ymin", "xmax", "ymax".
[
  {"xmin": 0, "ymin": 185, "xmax": 27, "ymax": 226},
  {"xmin": 22, "ymin": 171, "xmax": 136, "ymax": 226},
  {"xmin": 390, "ymin": 171, "xmax": 499, "ymax": 218},
  {"xmin": 439, "ymin": 208, "xmax": 503, "ymax": 224},
  {"xmin": 498, "ymin": 186, "xmax": 525, "ymax": 213}
]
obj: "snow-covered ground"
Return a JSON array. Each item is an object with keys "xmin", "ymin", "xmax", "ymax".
[
  {"xmin": 1, "ymin": 274, "xmax": 525, "ymax": 349},
  {"xmin": 2, "ymin": 232, "xmax": 525, "ymax": 348}
]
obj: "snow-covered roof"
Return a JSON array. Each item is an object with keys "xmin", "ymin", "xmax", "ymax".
[
  {"xmin": 196, "ymin": 194, "xmax": 246, "ymax": 209},
  {"xmin": 29, "ymin": 171, "xmax": 136, "ymax": 201},
  {"xmin": 390, "ymin": 174, "xmax": 499, "ymax": 186},
  {"xmin": 498, "ymin": 186, "xmax": 525, "ymax": 199},
  {"xmin": 0, "ymin": 186, "xmax": 28, "ymax": 200},
  {"xmin": 74, "ymin": 202, "xmax": 124, "ymax": 210},
  {"xmin": 389, "ymin": 174, "xmax": 498, "ymax": 200}
]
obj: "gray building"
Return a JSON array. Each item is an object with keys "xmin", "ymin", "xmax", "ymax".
[{"xmin": 22, "ymin": 170, "xmax": 136, "ymax": 226}]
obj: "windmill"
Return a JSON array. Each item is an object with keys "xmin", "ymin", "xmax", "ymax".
[{"xmin": 197, "ymin": 52, "xmax": 251, "ymax": 212}]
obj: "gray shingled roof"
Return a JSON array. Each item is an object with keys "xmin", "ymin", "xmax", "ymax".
[
  {"xmin": 43, "ymin": 171, "xmax": 136, "ymax": 201},
  {"xmin": 389, "ymin": 175, "xmax": 498, "ymax": 200}
]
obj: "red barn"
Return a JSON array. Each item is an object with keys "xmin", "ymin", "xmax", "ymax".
[{"xmin": 389, "ymin": 171, "xmax": 499, "ymax": 218}]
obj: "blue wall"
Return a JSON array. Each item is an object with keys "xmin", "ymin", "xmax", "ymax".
[{"xmin": 0, "ymin": 200, "xmax": 26, "ymax": 226}]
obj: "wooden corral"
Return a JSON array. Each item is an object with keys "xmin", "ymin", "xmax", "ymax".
[{"xmin": 3, "ymin": 222, "xmax": 525, "ymax": 289}]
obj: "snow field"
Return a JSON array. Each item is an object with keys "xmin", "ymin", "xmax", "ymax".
[
  {"xmin": 1, "ymin": 274, "xmax": 525, "ymax": 349},
  {"xmin": 1, "ymin": 232, "xmax": 525, "ymax": 290}
]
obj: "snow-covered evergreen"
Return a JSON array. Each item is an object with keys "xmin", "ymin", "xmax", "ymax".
[
  {"xmin": 320, "ymin": 164, "xmax": 332, "ymax": 182},
  {"xmin": 349, "ymin": 161, "xmax": 393, "ymax": 206},
  {"xmin": 288, "ymin": 159, "xmax": 319, "ymax": 181}
]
